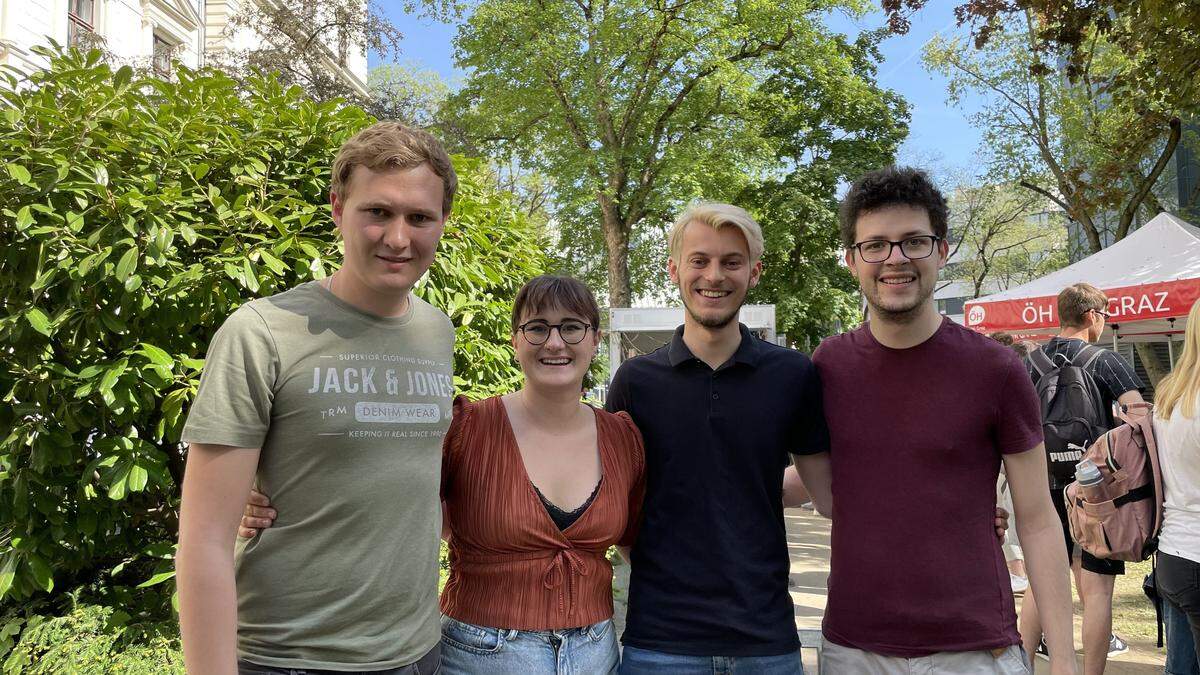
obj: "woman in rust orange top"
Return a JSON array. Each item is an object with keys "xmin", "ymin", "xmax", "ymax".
[{"xmin": 438, "ymin": 274, "xmax": 645, "ymax": 675}]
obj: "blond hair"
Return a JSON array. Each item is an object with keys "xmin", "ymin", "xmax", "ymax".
[
  {"xmin": 1058, "ymin": 283, "xmax": 1109, "ymax": 328},
  {"xmin": 1156, "ymin": 299, "xmax": 1200, "ymax": 419},
  {"xmin": 330, "ymin": 121, "xmax": 457, "ymax": 214},
  {"xmin": 668, "ymin": 202, "xmax": 764, "ymax": 262}
]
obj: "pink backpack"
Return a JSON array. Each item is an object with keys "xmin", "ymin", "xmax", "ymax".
[{"xmin": 1064, "ymin": 402, "xmax": 1164, "ymax": 562}]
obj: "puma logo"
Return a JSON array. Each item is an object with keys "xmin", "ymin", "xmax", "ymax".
[{"xmin": 1049, "ymin": 450, "xmax": 1085, "ymax": 462}]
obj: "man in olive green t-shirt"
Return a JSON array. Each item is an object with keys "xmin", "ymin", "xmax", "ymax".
[{"xmin": 177, "ymin": 122, "xmax": 457, "ymax": 675}]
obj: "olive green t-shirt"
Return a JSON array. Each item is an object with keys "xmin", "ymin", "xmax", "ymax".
[{"xmin": 182, "ymin": 281, "xmax": 454, "ymax": 670}]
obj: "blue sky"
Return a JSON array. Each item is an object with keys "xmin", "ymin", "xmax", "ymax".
[{"xmin": 368, "ymin": 2, "xmax": 986, "ymax": 175}]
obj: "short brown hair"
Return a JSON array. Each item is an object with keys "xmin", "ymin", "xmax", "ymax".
[
  {"xmin": 511, "ymin": 275, "xmax": 601, "ymax": 334},
  {"xmin": 1057, "ymin": 283, "xmax": 1108, "ymax": 328},
  {"xmin": 988, "ymin": 331, "xmax": 1015, "ymax": 346},
  {"xmin": 330, "ymin": 121, "xmax": 457, "ymax": 215}
]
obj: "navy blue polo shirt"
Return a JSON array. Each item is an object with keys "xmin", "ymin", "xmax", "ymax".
[{"xmin": 606, "ymin": 324, "xmax": 829, "ymax": 657}]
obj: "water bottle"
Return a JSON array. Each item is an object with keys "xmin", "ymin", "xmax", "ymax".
[{"xmin": 1075, "ymin": 460, "xmax": 1105, "ymax": 503}]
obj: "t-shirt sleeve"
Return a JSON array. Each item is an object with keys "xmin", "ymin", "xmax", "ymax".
[
  {"xmin": 791, "ymin": 359, "xmax": 831, "ymax": 457},
  {"xmin": 1094, "ymin": 350, "xmax": 1145, "ymax": 400},
  {"xmin": 616, "ymin": 412, "xmax": 646, "ymax": 548},
  {"xmin": 181, "ymin": 304, "xmax": 278, "ymax": 449},
  {"xmin": 996, "ymin": 352, "xmax": 1045, "ymax": 455},
  {"xmin": 605, "ymin": 364, "xmax": 632, "ymax": 415}
]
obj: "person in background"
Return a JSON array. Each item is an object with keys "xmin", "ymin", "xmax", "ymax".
[
  {"xmin": 1021, "ymin": 283, "xmax": 1145, "ymax": 671},
  {"xmin": 1166, "ymin": 600, "xmax": 1200, "ymax": 675},
  {"xmin": 1155, "ymin": 297, "xmax": 1200, "ymax": 673},
  {"xmin": 990, "ymin": 331, "xmax": 1030, "ymax": 593}
]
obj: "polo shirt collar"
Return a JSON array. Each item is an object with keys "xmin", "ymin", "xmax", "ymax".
[{"xmin": 667, "ymin": 323, "xmax": 761, "ymax": 369}]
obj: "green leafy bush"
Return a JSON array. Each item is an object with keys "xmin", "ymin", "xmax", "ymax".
[
  {"xmin": 1, "ymin": 603, "xmax": 183, "ymax": 674},
  {"xmin": 0, "ymin": 45, "xmax": 546, "ymax": 662}
]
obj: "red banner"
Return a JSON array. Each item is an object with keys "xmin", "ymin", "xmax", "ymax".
[{"xmin": 963, "ymin": 278, "xmax": 1200, "ymax": 332}]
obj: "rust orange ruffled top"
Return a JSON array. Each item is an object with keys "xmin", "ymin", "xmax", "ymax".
[{"xmin": 439, "ymin": 395, "xmax": 646, "ymax": 631}]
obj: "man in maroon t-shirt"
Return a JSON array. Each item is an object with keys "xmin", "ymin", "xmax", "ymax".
[{"xmin": 808, "ymin": 167, "xmax": 1078, "ymax": 674}]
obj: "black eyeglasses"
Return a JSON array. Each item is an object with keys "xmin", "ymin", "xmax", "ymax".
[
  {"xmin": 851, "ymin": 235, "xmax": 942, "ymax": 263},
  {"xmin": 1091, "ymin": 308, "xmax": 1113, "ymax": 319},
  {"xmin": 517, "ymin": 320, "xmax": 593, "ymax": 345}
]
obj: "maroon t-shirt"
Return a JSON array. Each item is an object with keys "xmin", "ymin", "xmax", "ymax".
[{"xmin": 813, "ymin": 318, "xmax": 1043, "ymax": 657}]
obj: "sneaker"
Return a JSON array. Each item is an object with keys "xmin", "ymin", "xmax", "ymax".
[
  {"xmin": 1035, "ymin": 638, "xmax": 1050, "ymax": 661},
  {"xmin": 1009, "ymin": 573, "xmax": 1029, "ymax": 594},
  {"xmin": 1108, "ymin": 633, "xmax": 1128, "ymax": 657}
]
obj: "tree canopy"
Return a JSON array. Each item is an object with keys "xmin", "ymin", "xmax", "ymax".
[
  {"xmin": 445, "ymin": 0, "xmax": 904, "ymax": 313},
  {"xmin": 924, "ymin": 11, "xmax": 1187, "ymax": 253},
  {"xmin": 887, "ymin": 0, "xmax": 1200, "ymax": 110}
]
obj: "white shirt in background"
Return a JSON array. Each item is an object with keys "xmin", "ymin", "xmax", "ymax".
[{"xmin": 1157, "ymin": 402, "xmax": 1200, "ymax": 563}]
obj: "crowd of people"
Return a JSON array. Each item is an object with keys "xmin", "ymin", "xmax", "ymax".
[{"xmin": 173, "ymin": 121, "xmax": 1200, "ymax": 675}]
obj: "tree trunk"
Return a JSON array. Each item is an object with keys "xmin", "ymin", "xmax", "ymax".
[
  {"xmin": 601, "ymin": 210, "xmax": 632, "ymax": 308},
  {"xmin": 1134, "ymin": 342, "xmax": 1171, "ymax": 389}
]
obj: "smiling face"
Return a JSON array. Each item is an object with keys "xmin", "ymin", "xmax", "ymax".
[
  {"xmin": 668, "ymin": 221, "xmax": 762, "ymax": 330},
  {"xmin": 330, "ymin": 163, "xmax": 447, "ymax": 309},
  {"xmin": 512, "ymin": 305, "xmax": 598, "ymax": 393},
  {"xmin": 845, "ymin": 204, "xmax": 948, "ymax": 323}
]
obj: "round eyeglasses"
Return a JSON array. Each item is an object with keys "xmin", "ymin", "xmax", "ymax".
[
  {"xmin": 852, "ymin": 235, "xmax": 941, "ymax": 263},
  {"xmin": 517, "ymin": 320, "xmax": 593, "ymax": 345}
]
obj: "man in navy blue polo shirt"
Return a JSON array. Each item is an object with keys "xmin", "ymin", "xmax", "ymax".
[{"xmin": 606, "ymin": 202, "xmax": 833, "ymax": 674}]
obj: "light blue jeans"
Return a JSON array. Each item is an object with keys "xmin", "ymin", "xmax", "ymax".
[
  {"xmin": 618, "ymin": 644, "xmax": 803, "ymax": 675},
  {"xmin": 439, "ymin": 615, "xmax": 618, "ymax": 675}
]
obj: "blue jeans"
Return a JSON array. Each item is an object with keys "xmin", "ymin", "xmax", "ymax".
[
  {"xmin": 1167, "ymin": 599, "xmax": 1200, "ymax": 675},
  {"xmin": 1160, "ymin": 552, "xmax": 1200, "ymax": 675},
  {"xmin": 618, "ymin": 644, "xmax": 804, "ymax": 675},
  {"xmin": 439, "ymin": 616, "xmax": 618, "ymax": 675}
]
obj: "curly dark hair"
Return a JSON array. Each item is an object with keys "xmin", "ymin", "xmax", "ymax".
[{"xmin": 839, "ymin": 166, "xmax": 949, "ymax": 248}]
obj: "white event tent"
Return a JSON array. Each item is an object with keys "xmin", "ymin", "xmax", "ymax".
[{"xmin": 962, "ymin": 213, "xmax": 1200, "ymax": 349}]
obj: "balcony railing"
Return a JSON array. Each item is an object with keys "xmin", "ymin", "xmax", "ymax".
[{"xmin": 67, "ymin": 13, "xmax": 93, "ymax": 48}]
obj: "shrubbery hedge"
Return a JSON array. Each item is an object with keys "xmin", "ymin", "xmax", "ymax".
[{"xmin": 0, "ymin": 47, "xmax": 546, "ymax": 670}]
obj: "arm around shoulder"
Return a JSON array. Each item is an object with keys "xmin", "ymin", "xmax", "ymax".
[{"xmin": 791, "ymin": 452, "xmax": 832, "ymax": 518}]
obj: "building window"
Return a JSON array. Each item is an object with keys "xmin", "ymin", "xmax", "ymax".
[
  {"xmin": 938, "ymin": 297, "xmax": 967, "ymax": 316},
  {"xmin": 68, "ymin": 0, "xmax": 95, "ymax": 47},
  {"xmin": 152, "ymin": 33, "xmax": 174, "ymax": 75}
]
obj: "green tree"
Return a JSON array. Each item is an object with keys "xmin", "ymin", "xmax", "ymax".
[
  {"xmin": 210, "ymin": 0, "xmax": 404, "ymax": 106},
  {"xmin": 0, "ymin": 46, "xmax": 545, "ymax": 661},
  {"xmin": 942, "ymin": 181, "xmax": 1067, "ymax": 299},
  {"xmin": 925, "ymin": 13, "xmax": 1183, "ymax": 253},
  {"xmin": 886, "ymin": 0, "xmax": 1200, "ymax": 111},
  {"xmin": 924, "ymin": 13, "xmax": 1187, "ymax": 383},
  {"xmin": 367, "ymin": 62, "xmax": 452, "ymax": 129},
  {"xmin": 743, "ymin": 31, "xmax": 910, "ymax": 345},
  {"xmin": 447, "ymin": 0, "xmax": 890, "ymax": 307}
]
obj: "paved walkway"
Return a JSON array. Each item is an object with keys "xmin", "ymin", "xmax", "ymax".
[{"xmin": 613, "ymin": 507, "xmax": 1169, "ymax": 673}]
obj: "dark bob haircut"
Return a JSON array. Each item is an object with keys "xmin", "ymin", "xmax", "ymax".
[
  {"xmin": 838, "ymin": 166, "xmax": 949, "ymax": 248},
  {"xmin": 510, "ymin": 275, "xmax": 601, "ymax": 334}
]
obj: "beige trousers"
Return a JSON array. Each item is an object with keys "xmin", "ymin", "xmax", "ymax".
[{"xmin": 819, "ymin": 641, "xmax": 1032, "ymax": 675}]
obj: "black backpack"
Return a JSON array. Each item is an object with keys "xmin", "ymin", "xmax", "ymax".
[{"xmin": 1027, "ymin": 345, "xmax": 1108, "ymax": 487}]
